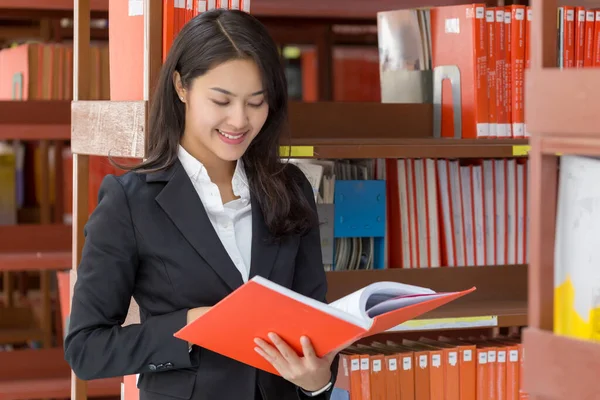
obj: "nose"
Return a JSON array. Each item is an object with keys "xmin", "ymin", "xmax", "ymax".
[{"xmin": 228, "ymin": 104, "xmax": 249, "ymax": 130}]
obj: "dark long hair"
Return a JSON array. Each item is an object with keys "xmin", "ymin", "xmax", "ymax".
[{"xmin": 118, "ymin": 9, "xmax": 316, "ymax": 238}]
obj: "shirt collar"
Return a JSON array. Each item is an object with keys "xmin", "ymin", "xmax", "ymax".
[{"xmin": 177, "ymin": 144, "xmax": 250, "ymax": 200}]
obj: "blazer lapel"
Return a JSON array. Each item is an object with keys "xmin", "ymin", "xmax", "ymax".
[
  {"xmin": 148, "ymin": 161, "xmax": 245, "ymax": 292},
  {"xmin": 248, "ymin": 194, "xmax": 280, "ymax": 280}
]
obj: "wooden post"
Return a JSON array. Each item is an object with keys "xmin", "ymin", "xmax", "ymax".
[
  {"xmin": 69, "ymin": 1, "xmax": 162, "ymax": 399},
  {"xmin": 71, "ymin": 0, "xmax": 91, "ymax": 398}
]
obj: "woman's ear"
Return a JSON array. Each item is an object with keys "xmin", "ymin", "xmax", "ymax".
[{"xmin": 173, "ymin": 71, "xmax": 186, "ymax": 102}]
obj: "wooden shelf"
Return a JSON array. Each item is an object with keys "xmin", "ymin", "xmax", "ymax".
[
  {"xmin": 526, "ymin": 69, "xmax": 600, "ymax": 137},
  {"xmin": 251, "ymin": 0, "xmax": 485, "ymax": 19},
  {"xmin": 0, "ymin": 0, "xmax": 487, "ymax": 20},
  {"xmin": 0, "ymin": 101, "xmax": 71, "ymax": 141},
  {"xmin": 0, "ymin": 348, "xmax": 121, "ymax": 399},
  {"xmin": 0, "ymin": 224, "xmax": 71, "ymax": 253},
  {"xmin": 288, "ymin": 137, "xmax": 530, "ymax": 159},
  {"xmin": 0, "ymin": 252, "xmax": 72, "ymax": 271},
  {"xmin": 0, "ymin": 328, "xmax": 45, "ymax": 344},
  {"xmin": 388, "ymin": 299, "xmax": 527, "ymax": 331},
  {"xmin": 326, "ymin": 264, "xmax": 528, "ymax": 330},
  {"xmin": 0, "ymin": 0, "xmax": 108, "ymax": 11},
  {"xmin": 0, "ymin": 377, "xmax": 122, "ymax": 400},
  {"xmin": 70, "ymin": 100, "xmax": 530, "ymax": 159},
  {"xmin": 523, "ymin": 328, "xmax": 600, "ymax": 400}
]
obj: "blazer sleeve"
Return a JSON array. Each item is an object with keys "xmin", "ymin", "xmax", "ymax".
[
  {"xmin": 64, "ymin": 174, "xmax": 198, "ymax": 381},
  {"xmin": 290, "ymin": 168, "xmax": 339, "ymax": 400}
]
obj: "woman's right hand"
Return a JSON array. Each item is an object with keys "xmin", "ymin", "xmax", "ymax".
[
  {"xmin": 186, "ymin": 307, "xmax": 211, "ymax": 349},
  {"xmin": 186, "ymin": 307, "xmax": 211, "ymax": 324}
]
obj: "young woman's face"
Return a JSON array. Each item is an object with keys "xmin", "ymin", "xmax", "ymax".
[{"xmin": 177, "ymin": 58, "xmax": 269, "ymax": 162}]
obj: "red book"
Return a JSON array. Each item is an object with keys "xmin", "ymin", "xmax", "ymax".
[{"xmin": 174, "ymin": 276, "xmax": 475, "ymax": 375}]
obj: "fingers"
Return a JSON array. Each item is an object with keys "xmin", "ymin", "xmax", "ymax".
[
  {"xmin": 254, "ymin": 337, "xmax": 279, "ymax": 362},
  {"xmin": 300, "ymin": 336, "xmax": 317, "ymax": 360},
  {"xmin": 268, "ymin": 333, "xmax": 301, "ymax": 364},
  {"xmin": 323, "ymin": 350, "xmax": 338, "ymax": 365}
]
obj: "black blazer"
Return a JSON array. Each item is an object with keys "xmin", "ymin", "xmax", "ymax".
[{"xmin": 64, "ymin": 159, "xmax": 338, "ymax": 400}]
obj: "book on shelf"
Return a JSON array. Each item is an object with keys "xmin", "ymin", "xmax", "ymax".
[
  {"xmin": 332, "ymin": 334, "xmax": 525, "ymax": 400},
  {"xmin": 173, "ymin": 276, "xmax": 475, "ymax": 375},
  {"xmin": 554, "ymin": 155, "xmax": 600, "ymax": 343}
]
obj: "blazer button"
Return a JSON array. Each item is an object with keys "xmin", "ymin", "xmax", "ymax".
[
  {"xmin": 164, "ymin": 362, "xmax": 173, "ymax": 369},
  {"xmin": 148, "ymin": 364, "xmax": 157, "ymax": 371}
]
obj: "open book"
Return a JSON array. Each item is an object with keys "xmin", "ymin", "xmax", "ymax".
[{"xmin": 174, "ymin": 276, "xmax": 475, "ymax": 375}]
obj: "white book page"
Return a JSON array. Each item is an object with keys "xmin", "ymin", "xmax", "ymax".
[
  {"xmin": 252, "ymin": 276, "xmax": 371, "ymax": 329},
  {"xmin": 328, "ymin": 281, "xmax": 435, "ymax": 320},
  {"xmin": 366, "ymin": 293, "xmax": 447, "ymax": 317}
]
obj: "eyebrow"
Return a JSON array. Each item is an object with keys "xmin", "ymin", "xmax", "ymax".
[{"xmin": 210, "ymin": 87, "xmax": 265, "ymax": 97}]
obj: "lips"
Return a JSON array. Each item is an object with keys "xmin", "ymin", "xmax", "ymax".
[{"xmin": 217, "ymin": 129, "xmax": 248, "ymax": 139}]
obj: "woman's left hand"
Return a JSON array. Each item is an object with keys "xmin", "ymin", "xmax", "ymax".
[{"xmin": 254, "ymin": 332, "xmax": 336, "ymax": 392}]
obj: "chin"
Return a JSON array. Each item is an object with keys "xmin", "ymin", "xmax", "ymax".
[{"xmin": 213, "ymin": 145, "xmax": 249, "ymax": 162}]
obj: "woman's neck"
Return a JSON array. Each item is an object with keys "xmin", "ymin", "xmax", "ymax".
[{"xmin": 179, "ymin": 138, "xmax": 236, "ymax": 185}]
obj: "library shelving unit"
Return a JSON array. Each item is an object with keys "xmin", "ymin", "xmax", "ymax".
[
  {"xmin": 0, "ymin": 0, "xmax": 534, "ymax": 398},
  {"xmin": 523, "ymin": 0, "xmax": 600, "ymax": 399}
]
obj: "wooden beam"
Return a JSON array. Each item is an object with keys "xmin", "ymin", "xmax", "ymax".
[
  {"xmin": 71, "ymin": 0, "xmax": 90, "ymax": 397},
  {"xmin": 71, "ymin": 101, "xmax": 147, "ymax": 158}
]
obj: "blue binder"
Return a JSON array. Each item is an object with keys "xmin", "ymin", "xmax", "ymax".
[{"xmin": 333, "ymin": 180, "xmax": 386, "ymax": 238}]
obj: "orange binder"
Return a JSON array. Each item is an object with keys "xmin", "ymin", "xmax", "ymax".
[
  {"xmin": 430, "ymin": 4, "xmax": 489, "ymax": 139},
  {"xmin": 174, "ymin": 276, "xmax": 475, "ymax": 375}
]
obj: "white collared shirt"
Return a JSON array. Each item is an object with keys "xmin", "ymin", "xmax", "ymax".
[{"xmin": 177, "ymin": 145, "xmax": 253, "ymax": 283}]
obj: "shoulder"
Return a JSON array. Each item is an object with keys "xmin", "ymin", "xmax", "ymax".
[
  {"xmin": 96, "ymin": 170, "xmax": 149, "ymax": 205},
  {"xmin": 101, "ymin": 170, "xmax": 145, "ymax": 192}
]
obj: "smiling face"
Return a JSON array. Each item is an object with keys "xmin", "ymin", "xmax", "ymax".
[{"xmin": 175, "ymin": 58, "xmax": 269, "ymax": 164}]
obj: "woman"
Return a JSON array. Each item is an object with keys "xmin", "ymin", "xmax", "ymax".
[{"xmin": 64, "ymin": 8, "xmax": 338, "ymax": 400}]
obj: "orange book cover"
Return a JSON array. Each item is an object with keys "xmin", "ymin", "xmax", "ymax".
[
  {"xmin": 486, "ymin": 347, "xmax": 498, "ymax": 400},
  {"xmin": 419, "ymin": 338, "xmax": 460, "ymax": 400},
  {"xmin": 575, "ymin": 7, "xmax": 586, "ymax": 67},
  {"xmin": 476, "ymin": 348, "xmax": 489, "ymax": 400},
  {"xmin": 584, "ymin": 10, "xmax": 596, "ymax": 67},
  {"xmin": 494, "ymin": 346, "xmax": 508, "ymax": 400},
  {"xmin": 438, "ymin": 336, "xmax": 477, "ymax": 400},
  {"xmin": 561, "ymin": 7, "xmax": 576, "ymax": 68},
  {"xmin": 359, "ymin": 354, "xmax": 372, "ymax": 400},
  {"xmin": 108, "ymin": 0, "xmax": 145, "ymax": 100},
  {"xmin": 430, "ymin": 4, "xmax": 489, "ymax": 139},
  {"xmin": 368, "ymin": 354, "xmax": 387, "ymax": 400},
  {"xmin": 404, "ymin": 339, "xmax": 445, "ymax": 400},
  {"xmin": 162, "ymin": 0, "xmax": 174, "ymax": 61},
  {"xmin": 486, "ymin": 8, "xmax": 498, "ymax": 138},
  {"xmin": 594, "ymin": 11, "xmax": 600, "ymax": 65},
  {"xmin": 489, "ymin": 339, "xmax": 519, "ymax": 400},
  {"xmin": 504, "ymin": 7, "xmax": 512, "ymax": 138},
  {"xmin": 494, "ymin": 9, "xmax": 508, "ymax": 138},
  {"xmin": 525, "ymin": 7, "xmax": 531, "ymax": 70},
  {"xmin": 174, "ymin": 276, "xmax": 475, "ymax": 375},
  {"xmin": 384, "ymin": 159, "xmax": 403, "ymax": 269},
  {"xmin": 383, "ymin": 354, "xmax": 400, "ymax": 400},
  {"xmin": 342, "ymin": 352, "xmax": 362, "ymax": 400},
  {"xmin": 335, "ymin": 354, "xmax": 351, "ymax": 392},
  {"xmin": 510, "ymin": 5, "xmax": 526, "ymax": 138},
  {"xmin": 397, "ymin": 343, "xmax": 430, "ymax": 400},
  {"xmin": 379, "ymin": 343, "xmax": 416, "ymax": 400}
]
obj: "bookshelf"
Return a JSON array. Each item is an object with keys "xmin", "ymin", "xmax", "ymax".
[
  {"xmin": 0, "ymin": 0, "xmax": 547, "ymax": 399},
  {"xmin": 524, "ymin": 0, "xmax": 600, "ymax": 399}
]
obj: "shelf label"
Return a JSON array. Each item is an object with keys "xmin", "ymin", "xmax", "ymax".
[
  {"xmin": 512, "ymin": 145, "xmax": 531, "ymax": 156},
  {"xmin": 388, "ymin": 358, "xmax": 397, "ymax": 371},
  {"xmin": 448, "ymin": 351, "xmax": 458, "ymax": 366},
  {"xmin": 373, "ymin": 359, "xmax": 382, "ymax": 372},
  {"xmin": 128, "ymin": 0, "xmax": 144, "ymax": 16},
  {"xmin": 279, "ymin": 146, "xmax": 314, "ymax": 157},
  {"xmin": 389, "ymin": 315, "xmax": 498, "ymax": 331}
]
